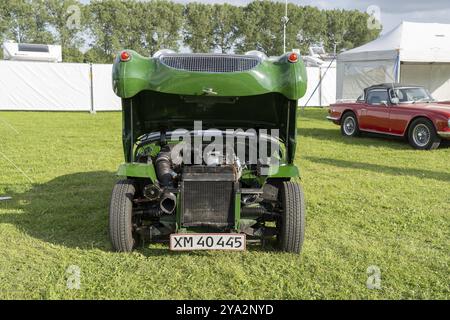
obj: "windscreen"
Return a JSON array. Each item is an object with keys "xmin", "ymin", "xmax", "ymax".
[{"xmin": 390, "ymin": 87, "xmax": 435, "ymax": 103}]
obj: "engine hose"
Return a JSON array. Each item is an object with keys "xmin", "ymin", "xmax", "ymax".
[
  {"xmin": 134, "ymin": 208, "xmax": 163, "ymax": 217},
  {"xmin": 241, "ymin": 207, "xmax": 269, "ymax": 216},
  {"xmin": 155, "ymin": 147, "xmax": 176, "ymax": 187}
]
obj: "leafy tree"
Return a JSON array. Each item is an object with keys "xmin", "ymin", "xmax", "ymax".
[
  {"xmin": 324, "ymin": 9, "xmax": 349, "ymax": 54},
  {"xmin": 86, "ymin": 0, "xmax": 131, "ymax": 63},
  {"xmin": 0, "ymin": 2, "xmax": 8, "ymax": 58},
  {"xmin": 211, "ymin": 4, "xmax": 242, "ymax": 53},
  {"xmin": 183, "ymin": 2, "xmax": 215, "ymax": 53},
  {"xmin": 87, "ymin": 0, "xmax": 183, "ymax": 61},
  {"xmin": 83, "ymin": 47, "xmax": 108, "ymax": 63},
  {"xmin": 342, "ymin": 10, "xmax": 381, "ymax": 52},
  {"xmin": 287, "ymin": 5, "xmax": 327, "ymax": 55},
  {"xmin": 1, "ymin": 0, "xmax": 53, "ymax": 43},
  {"xmin": 237, "ymin": 2, "xmax": 380, "ymax": 56},
  {"xmin": 46, "ymin": 0, "xmax": 86, "ymax": 61},
  {"xmin": 236, "ymin": 0, "xmax": 286, "ymax": 56},
  {"xmin": 62, "ymin": 46, "xmax": 84, "ymax": 63},
  {"xmin": 31, "ymin": 0, "xmax": 55, "ymax": 43},
  {"xmin": 0, "ymin": 0, "xmax": 382, "ymax": 63},
  {"xmin": 136, "ymin": 0, "xmax": 184, "ymax": 55}
]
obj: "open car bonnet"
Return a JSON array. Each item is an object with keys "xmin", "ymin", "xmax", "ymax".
[
  {"xmin": 113, "ymin": 51, "xmax": 307, "ymax": 163},
  {"xmin": 128, "ymin": 90, "xmax": 296, "ymax": 135}
]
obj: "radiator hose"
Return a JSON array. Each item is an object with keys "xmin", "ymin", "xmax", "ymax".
[
  {"xmin": 155, "ymin": 146, "xmax": 177, "ymax": 214},
  {"xmin": 155, "ymin": 146, "xmax": 176, "ymax": 187}
]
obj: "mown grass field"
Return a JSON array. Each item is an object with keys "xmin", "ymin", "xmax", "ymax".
[{"xmin": 0, "ymin": 108, "xmax": 448, "ymax": 300}]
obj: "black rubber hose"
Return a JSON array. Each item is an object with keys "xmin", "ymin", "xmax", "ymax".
[
  {"xmin": 155, "ymin": 147, "xmax": 175, "ymax": 187},
  {"xmin": 241, "ymin": 207, "xmax": 268, "ymax": 216}
]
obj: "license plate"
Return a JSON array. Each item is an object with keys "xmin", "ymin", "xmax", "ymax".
[{"xmin": 170, "ymin": 233, "xmax": 246, "ymax": 251}]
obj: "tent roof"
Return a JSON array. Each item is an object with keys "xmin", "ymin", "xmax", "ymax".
[{"xmin": 338, "ymin": 21, "xmax": 450, "ymax": 63}]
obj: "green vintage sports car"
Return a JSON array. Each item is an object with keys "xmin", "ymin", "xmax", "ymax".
[{"xmin": 110, "ymin": 49, "xmax": 307, "ymax": 253}]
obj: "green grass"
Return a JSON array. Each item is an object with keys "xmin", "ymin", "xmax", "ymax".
[{"xmin": 0, "ymin": 109, "xmax": 448, "ymax": 300}]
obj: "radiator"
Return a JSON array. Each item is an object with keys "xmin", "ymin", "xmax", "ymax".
[{"xmin": 181, "ymin": 166, "xmax": 236, "ymax": 228}]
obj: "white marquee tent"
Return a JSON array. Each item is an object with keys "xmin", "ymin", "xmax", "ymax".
[
  {"xmin": 0, "ymin": 61, "xmax": 336, "ymax": 111},
  {"xmin": 337, "ymin": 21, "xmax": 450, "ymax": 101}
]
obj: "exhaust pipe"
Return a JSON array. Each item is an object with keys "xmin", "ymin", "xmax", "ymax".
[
  {"xmin": 160, "ymin": 192, "xmax": 177, "ymax": 214},
  {"xmin": 242, "ymin": 194, "xmax": 259, "ymax": 205},
  {"xmin": 144, "ymin": 184, "xmax": 162, "ymax": 201}
]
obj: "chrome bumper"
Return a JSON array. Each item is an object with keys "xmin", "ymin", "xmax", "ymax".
[
  {"xmin": 326, "ymin": 116, "xmax": 340, "ymax": 122},
  {"xmin": 437, "ymin": 131, "xmax": 450, "ymax": 139}
]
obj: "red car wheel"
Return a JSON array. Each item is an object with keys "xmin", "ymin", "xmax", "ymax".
[
  {"xmin": 407, "ymin": 118, "xmax": 441, "ymax": 150},
  {"xmin": 341, "ymin": 112, "xmax": 360, "ymax": 137}
]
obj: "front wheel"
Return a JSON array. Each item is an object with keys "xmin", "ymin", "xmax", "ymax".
[
  {"xmin": 407, "ymin": 118, "xmax": 441, "ymax": 150},
  {"xmin": 341, "ymin": 112, "xmax": 360, "ymax": 137},
  {"xmin": 109, "ymin": 179, "xmax": 140, "ymax": 252},
  {"xmin": 277, "ymin": 181, "xmax": 306, "ymax": 254}
]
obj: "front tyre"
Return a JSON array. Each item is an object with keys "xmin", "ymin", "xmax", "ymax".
[
  {"xmin": 109, "ymin": 179, "xmax": 140, "ymax": 252},
  {"xmin": 341, "ymin": 112, "xmax": 360, "ymax": 137},
  {"xmin": 277, "ymin": 181, "xmax": 306, "ymax": 254},
  {"xmin": 408, "ymin": 118, "xmax": 441, "ymax": 150}
]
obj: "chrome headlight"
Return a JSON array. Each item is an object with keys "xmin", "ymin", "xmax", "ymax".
[
  {"xmin": 153, "ymin": 49, "xmax": 176, "ymax": 59},
  {"xmin": 244, "ymin": 50, "xmax": 267, "ymax": 61}
]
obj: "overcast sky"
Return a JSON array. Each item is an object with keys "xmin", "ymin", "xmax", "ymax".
[{"xmin": 172, "ymin": 0, "xmax": 450, "ymax": 34}]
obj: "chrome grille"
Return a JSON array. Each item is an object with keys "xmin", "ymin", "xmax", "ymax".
[{"xmin": 160, "ymin": 54, "xmax": 260, "ymax": 73}]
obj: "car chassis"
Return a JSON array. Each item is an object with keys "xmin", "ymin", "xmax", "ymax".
[{"xmin": 110, "ymin": 50, "xmax": 308, "ymax": 253}]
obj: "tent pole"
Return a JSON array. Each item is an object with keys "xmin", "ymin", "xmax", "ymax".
[
  {"xmin": 89, "ymin": 63, "xmax": 96, "ymax": 114},
  {"xmin": 304, "ymin": 56, "xmax": 336, "ymax": 108},
  {"xmin": 319, "ymin": 67, "xmax": 322, "ymax": 107}
]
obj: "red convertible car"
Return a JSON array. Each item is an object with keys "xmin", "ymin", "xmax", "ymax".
[{"xmin": 327, "ymin": 84, "xmax": 450, "ymax": 150}]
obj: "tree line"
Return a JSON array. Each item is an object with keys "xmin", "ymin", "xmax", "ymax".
[{"xmin": 0, "ymin": 0, "xmax": 381, "ymax": 63}]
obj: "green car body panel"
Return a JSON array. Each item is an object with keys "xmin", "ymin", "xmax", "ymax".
[
  {"xmin": 113, "ymin": 50, "xmax": 307, "ymax": 100},
  {"xmin": 112, "ymin": 49, "xmax": 307, "ymax": 236}
]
